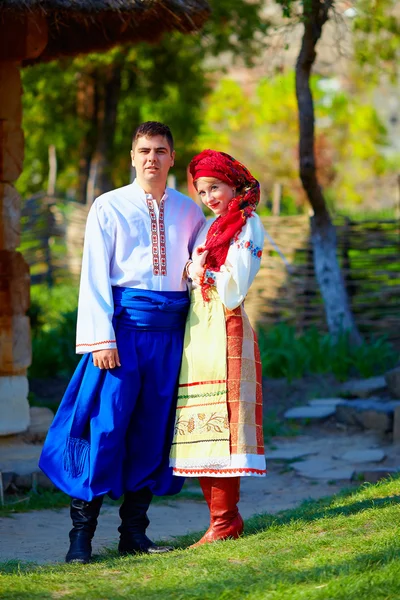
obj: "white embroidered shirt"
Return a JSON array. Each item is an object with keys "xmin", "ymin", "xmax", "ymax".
[{"xmin": 76, "ymin": 180, "xmax": 205, "ymax": 354}]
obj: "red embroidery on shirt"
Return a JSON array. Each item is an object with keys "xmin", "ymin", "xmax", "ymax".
[
  {"xmin": 159, "ymin": 197, "xmax": 167, "ymax": 276},
  {"xmin": 146, "ymin": 197, "xmax": 167, "ymax": 276}
]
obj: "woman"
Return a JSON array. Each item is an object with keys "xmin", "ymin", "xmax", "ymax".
[{"xmin": 170, "ymin": 149, "xmax": 266, "ymax": 547}]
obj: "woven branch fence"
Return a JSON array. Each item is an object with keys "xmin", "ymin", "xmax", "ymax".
[
  {"xmin": 19, "ymin": 194, "xmax": 69, "ymax": 285},
  {"xmin": 245, "ymin": 216, "xmax": 400, "ymax": 348},
  {"xmin": 19, "ymin": 201, "xmax": 400, "ymax": 347}
]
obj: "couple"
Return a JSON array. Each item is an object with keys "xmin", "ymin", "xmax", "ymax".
[{"xmin": 39, "ymin": 121, "xmax": 266, "ymax": 564}]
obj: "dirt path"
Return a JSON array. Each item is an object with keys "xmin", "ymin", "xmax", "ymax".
[
  {"xmin": 0, "ymin": 463, "xmax": 352, "ymax": 565},
  {"xmin": 2, "ymin": 425, "xmax": 398, "ymax": 565}
]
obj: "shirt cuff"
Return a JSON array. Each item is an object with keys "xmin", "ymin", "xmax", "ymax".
[{"xmin": 75, "ymin": 339, "xmax": 117, "ymax": 355}]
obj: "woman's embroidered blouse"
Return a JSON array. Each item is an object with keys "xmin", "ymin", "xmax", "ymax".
[{"xmin": 193, "ymin": 214, "xmax": 265, "ymax": 310}]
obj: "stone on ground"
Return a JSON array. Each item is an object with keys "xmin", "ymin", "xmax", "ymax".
[
  {"xmin": 23, "ymin": 407, "xmax": 54, "ymax": 442},
  {"xmin": 308, "ymin": 398, "xmax": 346, "ymax": 407},
  {"xmin": 337, "ymin": 449, "xmax": 386, "ymax": 463},
  {"xmin": 292, "ymin": 458, "xmax": 355, "ymax": 481},
  {"xmin": 393, "ymin": 405, "xmax": 400, "ymax": 443},
  {"xmin": 0, "ymin": 376, "xmax": 30, "ymax": 435},
  {"xmin": 266, "ymin": 445, "xmax": 315, "ymax": 461},
  {"xmin": 339, "ymin": 376, "xmax": 387, "ymax": 399},
  {"xmin": 335, "ymin": 400, "xmax": 400, "ymax": 432},
  {"xmin": 0, "ymin": 441, "xmax": 42, "ymax": 474},
  {"xmin": 284, "ymin": 406, "xmax": 336, "ymax": 420},
  {"xmin": 0, "ymin": 440, "xmax": 53, "ymax": 490},
  {"xmin": 385, "ymin": 367, "xmax": 400, "ymax": 399}
]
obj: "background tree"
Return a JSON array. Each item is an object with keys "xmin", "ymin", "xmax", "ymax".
[
  {"xmin": 197, "ymin": 72, "xmax": 392, "ymax": 213},
  {"xmin": 272, "ymin": 0, "xmax": 399, "ymax": 343},
  {"xmin": 293, "ymin": 0, "xmax": 363, "ymax": 343}
]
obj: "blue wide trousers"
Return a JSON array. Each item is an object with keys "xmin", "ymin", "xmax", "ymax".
[{"xmin": 39, "ymin": 288, "xmax": 188, "ymax": 501}]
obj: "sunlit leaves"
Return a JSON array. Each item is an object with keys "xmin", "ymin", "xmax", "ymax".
[{"xmin": 196, "ymin": 72, "xmax": 394, "ymax": 210}]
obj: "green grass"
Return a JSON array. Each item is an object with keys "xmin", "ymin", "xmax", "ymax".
[
  {"xmin": 1, "ymin": 478, "xmax": 400, "ymax": 599},
  {"xmin": 0, "ymin": 485, "xmax": 203, "ymax": 518},
  {"xmin": 263, "ymin": 409, "xmax": 299, "ymax": 442},
  {"xmin": 0, "ymin": 489, "xmax": 71, "ymax": 517}
]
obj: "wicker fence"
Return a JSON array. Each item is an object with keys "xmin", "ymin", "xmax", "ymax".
[
  {"xmin": 19, "ymin": 194, "xmax": 68, "ymax": 285},
  {"xmin": 245, "ymin": 216, "xmax": 400, "ymax": 347},
  {"xmin": 19, "ymin": 201, "xmax": 400, "ymax": 347}
]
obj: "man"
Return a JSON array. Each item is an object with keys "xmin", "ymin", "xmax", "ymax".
[{"xmin": 39, "ymin": 121, "xmax": 205, "ymax": 563}]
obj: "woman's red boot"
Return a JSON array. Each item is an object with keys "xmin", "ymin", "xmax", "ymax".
[{"xmin": 190, "ymin": 477, "xmax": 243, "ymax": 548}]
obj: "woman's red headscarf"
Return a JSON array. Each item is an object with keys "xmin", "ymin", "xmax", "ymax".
[{"xmin": 189, "ymin": 149, "xmax": 260, "ymax": 300}]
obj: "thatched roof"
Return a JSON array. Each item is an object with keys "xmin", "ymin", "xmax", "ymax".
[{"xmin": 0, "ymin": 1, "xmax": 210, "ymax": 64}]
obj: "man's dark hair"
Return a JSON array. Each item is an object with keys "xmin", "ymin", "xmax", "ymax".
[{"xmin": 132, "ymin": 121, "xmax": 174, "ymax": 152}]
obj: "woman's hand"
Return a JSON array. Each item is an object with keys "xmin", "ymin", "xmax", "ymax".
[
  {"xmin": 188, "ymin": 247, "xmax": 209, "ymax": 285},
  {"xmin": 92, "ymin": 348, "xmax": 121, "ymax": 369}
]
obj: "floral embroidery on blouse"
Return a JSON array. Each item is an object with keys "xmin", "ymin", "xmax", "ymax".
[
  {"xmin": 203, "ymin": 269, "xmax": 217, "ymax": 286},
  {"xmin": 174, "ymin": 412, "xmax": 229, "ymax": 436},
  {"xmin": 231, "ymin": 236, "xmax": 263, "ymax": 259}
]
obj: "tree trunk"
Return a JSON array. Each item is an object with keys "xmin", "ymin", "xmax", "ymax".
[
  {"xmin": 89, "ymin": 62, "xmax": 122, "ymax": 201},
  {"xmin": 295, "ymin": 0, "xmax": 362, "ymax": 345},
  {"xmin": 76, "ymin": 70, "xmax": 97, "ymax": 204}
]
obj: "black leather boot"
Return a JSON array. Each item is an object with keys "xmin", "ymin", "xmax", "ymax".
[
  {"xmin": 65, "ymin": 496, "xmax": 103, "ymax": 564},
  {"xmin": 118, "ymin": 488, "xmax": 174, "ymax": 555}
]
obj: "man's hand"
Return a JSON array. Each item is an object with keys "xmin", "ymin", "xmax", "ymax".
[
  {"xmin": 188, "ymin": 247, "xmax": 209, "ymax": 285},
  {"xmin": 92, "ymin": 348, "xmax": 121, "ymax": 370}
]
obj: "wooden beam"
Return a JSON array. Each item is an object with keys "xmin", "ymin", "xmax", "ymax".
[{"xmin": 0, "ymin": 13, "xmax": 48, "ymax": 62}]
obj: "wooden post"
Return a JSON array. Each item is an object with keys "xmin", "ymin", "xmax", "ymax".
[
  {"xmin": 272, "ymin": 182, "xmax": 281, "ymax": 216},
  {"xmin": 47, "ymin": 144, "xmax": 57, "ymax": 197},
  {"xmin": 0, "ymin": 14, "xmax": 48, "ymax": 435},
  {"xmin": 0, "ymin": 61, "xmax": 31, "ymax": 434}
]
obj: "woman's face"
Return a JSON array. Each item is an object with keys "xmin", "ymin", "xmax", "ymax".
[{"xmin": 195, "ymin": 178, "xmax": 235, "ymax": 217}]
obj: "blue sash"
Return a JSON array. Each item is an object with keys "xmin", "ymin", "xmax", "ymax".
[{"xmin": 112, "ymin": 287, "xmax": 189, "ymax": 330}]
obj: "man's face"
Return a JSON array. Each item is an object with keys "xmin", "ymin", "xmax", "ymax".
[{"xmin": 131, "ymin": 135, "xmax": 175, "ymax": 189}]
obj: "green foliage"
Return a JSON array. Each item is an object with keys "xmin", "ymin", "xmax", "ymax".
[
  {"xmin": 29, "ymin": 284, "xmax": 79, "ymax": 334},
  {"xmin": 274, "ymin": 0, "xmax": 400, "ymax": 82},
  {"xmin": 18, "ymin": 61, "xmax": 79, "ymax": 197},
  {"xmin": 263, "ymin": 409, "xmax": 299, "ymax": 441},
  {"xmin": 353, "ymin": 0, "xmax": 400, "ymax": 82},
  {"xmin": 196, "ymin": 72, "xmax": 396, "ymax": 210},
  {"xmin": 200, "ymin": 0, "xmax": 269, "ymax": 65},
  {"xmin": 19, "ymin": 0, "xmax": 269, "ymax": 199},
  {"xmin": 30, "ymin": 311, "xmax": 80, "ymax": 379},
  {"xmin": 258, "ymin": 323, "xmax": 397, "ymax": 381},
  {"xmin": 28, "ymin": 285, "xmax": 80, "ymax": 378},
  {"xmin": 113, "ymin": 38, "xmax": 209, "ymax": 187}
]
